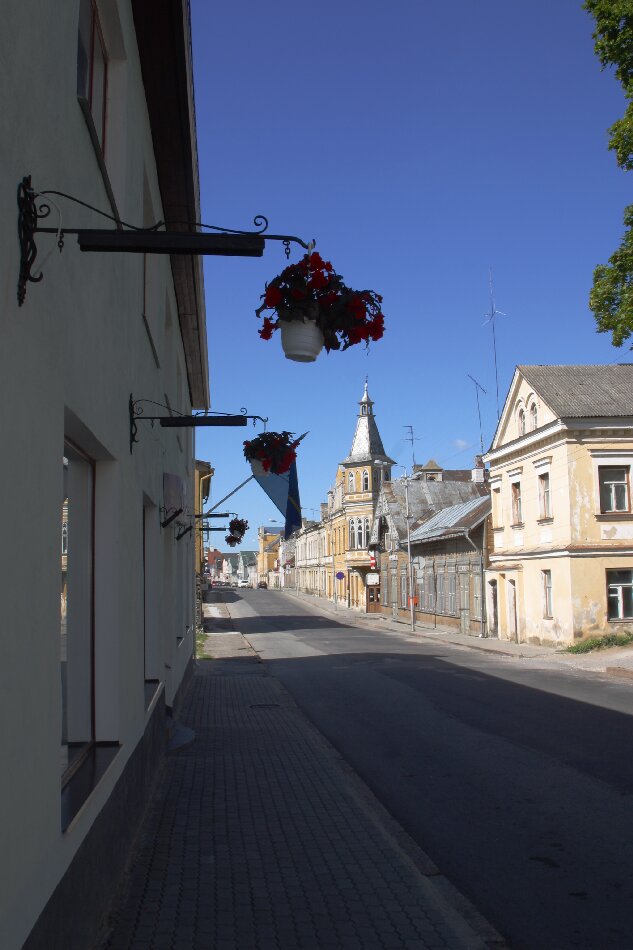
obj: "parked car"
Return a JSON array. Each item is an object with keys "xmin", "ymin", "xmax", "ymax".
[
  {"xmin": 238, "ymin": 579, "xmax": 249, "ymax": 588},
  {"xmin": 257, "ymin": 581, "xmax": 268, "ymax": 589}
]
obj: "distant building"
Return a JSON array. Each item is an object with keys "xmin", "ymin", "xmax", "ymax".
[{"xmin": 484, "ymin": 364, "xmax": 633, "ymax": 646}]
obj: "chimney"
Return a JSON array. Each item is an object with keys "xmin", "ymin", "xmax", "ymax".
[{"xmin": 472, "ymin": 455, "xmax": 486, "ymax": 483}]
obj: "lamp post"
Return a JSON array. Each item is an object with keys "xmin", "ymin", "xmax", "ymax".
[
  {"xmin": 330, "ymin": 513, "xmax": 337, "ymax": 611},
  {"xmin": 402, "ymin": 470, "xmax": 416, "ymax": 633}
]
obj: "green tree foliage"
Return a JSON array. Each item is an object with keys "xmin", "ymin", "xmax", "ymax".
[{"xmin": 584, "ymin": 0, "xmax": 633, "ymax": 345}]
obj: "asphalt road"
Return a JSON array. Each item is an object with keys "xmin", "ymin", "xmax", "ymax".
[{"xmin": 225, "ymin": 588, "xmax": 633, "ymax": 950}]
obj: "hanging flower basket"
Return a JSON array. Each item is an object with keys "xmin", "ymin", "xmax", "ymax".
[
  {"xmin": 280, "ymin": 318, "xmax": 324, "ymax": 363},
  {"xmin": 225, "ymin": 516, "xmax": 248, "ymax": 547},
  {"xmin": 256, "ymin": 251, "xmax": 385, "ymax": 361},
  {"xmin": 243, "ymin": 431, "xmax": 300, "ymax": 475}
]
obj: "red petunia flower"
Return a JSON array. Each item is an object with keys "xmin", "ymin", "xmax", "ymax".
[{"xmin": 264, "ymin": 284, "xmax": 283, "ymax": 308}]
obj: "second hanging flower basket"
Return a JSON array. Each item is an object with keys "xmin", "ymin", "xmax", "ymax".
[
  {"xmin": 256, "ymin": 251, "xmax": 385, "ymax": 362},
  {"xmin": 225, "ymin": 516, "xmax": 248, "ymax": 547},
  {"xmin": 243, "ymin": 431, "xmax": 300, "ymax": 475}
]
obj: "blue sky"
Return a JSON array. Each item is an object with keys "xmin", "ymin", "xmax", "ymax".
[{"xmin": 190, "ymin": 0, "xmax": 630, "ymax": 550}]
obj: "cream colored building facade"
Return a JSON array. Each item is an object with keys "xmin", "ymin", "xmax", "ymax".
[
  {"xmin": 484, "ymin": 365, "xmax": 633, "ymax": 646},
  {"xmin": 295, "ymin": 384, "xmax": 394, "ymax": 610}
]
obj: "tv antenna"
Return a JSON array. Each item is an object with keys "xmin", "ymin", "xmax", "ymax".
[
  {"xmin": 467, "ymin": 374, "xmax": 487, "ymax": 454},
  {"xmin": 403, "ymin": 425, "xmax": 422, "ymax": 469},
  {"xmin": 482, "ymin": 268, "xmax": 507, "ymax": 421}
]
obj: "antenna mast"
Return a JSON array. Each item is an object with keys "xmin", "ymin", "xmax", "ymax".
[
  {"xmin": 467, "ymin": 374, "xmax": 487, "ymax": 454},
  {"xmin": 483, "ymin": 268, "xmax": 507, "ymax": 421},
  {"xmin": 403, "ymin": 425, "xmax": 421, "ymax": 470}
]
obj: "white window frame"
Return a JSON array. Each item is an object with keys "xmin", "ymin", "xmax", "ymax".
[
  {"xmin": 607, "ymin": 569, "xmax": 633, "ymax": 621},
  {"xmin": 599, "ymin": 466, "xmax": 630, "ymax": 514},
  {"xmin": 511, "ymin": 481, "xmax": 523, "ymax": 525},
  {"xmin": 538, "ymin": 471, "xmax": 551, "ymax": 519},
  {"xmin": 542, "ymin": 569, "xmax": 553, "ymax": 618}
]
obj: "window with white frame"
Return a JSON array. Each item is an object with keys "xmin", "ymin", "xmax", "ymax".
[
  {"xmin": 518, "ymin": 408, "xmax": 526, "ymax": 436},
  {"xmin": 538, "ymin": 471, "xmax": 552, "ymax": 519},
  {"xmin": 348, "ymin": 519, "xmax": 356, "ymax": 549},
  {"xmin": 77, "ymin": 0, "xmax": 109, "ymax": 152},
  {"xmin": 607, "ymin": 570, "xmax": 633, "ymax": 620},
  {"xmin": 348, "ymin": 471, "xmax": 355, "ymax": 493},
  {"xmin": 542, "ymin": 570, "xmax": 553, "ymax": 618},
  {"xmin": 364, "ymin": 517, "xmax": 370, "ymax": 548},
  {"xmin": 530, "ymin": 403, "xmax": 538, "ymax": 430},
  {"xmin": 511, "ymin": 481, "xmax": 523, "ymax": 524},
  {"xmin": 362, "ymin": 470, "xmax": 369, "ymax": 491},
  {"xmin": 599, "ymin": 467, "xmax": 630, "ymax": 513},
  {"xmin": 356, "ymin": 519, "xmax": 363, "ymax": 549}
]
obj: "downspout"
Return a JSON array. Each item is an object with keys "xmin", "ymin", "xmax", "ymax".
[{"xmin": 464, "ymin": 524, "xmax": 487, "ymax": 638}]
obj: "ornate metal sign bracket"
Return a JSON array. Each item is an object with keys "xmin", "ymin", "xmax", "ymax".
[
  {"xmin": 129, "ymin": 394, "xmax": 268, "ymax": 453},
  {"xmin": 18, "ymin": 175, "xmax": 313, "ymax": 306}
]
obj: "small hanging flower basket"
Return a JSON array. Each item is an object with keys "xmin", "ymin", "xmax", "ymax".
[
  {"xmin": 225, "ymin": 516, "xmax": 248, "ymax": 547},
  {"xmin": 243, "ymin": 431, "xmax": 300, "ymax": 475},
  {"xmin": 256, "ymin": 251, "xmax": 385, "ymax": 362}
]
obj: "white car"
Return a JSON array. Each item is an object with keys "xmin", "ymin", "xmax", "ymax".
[{"xmin": 237, "ymin": 579, "xmax": 249, "ymax": 588}]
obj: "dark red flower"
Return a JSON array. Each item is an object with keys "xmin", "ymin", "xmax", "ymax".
[
  {"xmin": 290, "ymin": 288, "xmax": 306, "ymax": 301},
  {"xmin": 264, "ymin": 284, "xmax": 283, "ymax": 308},
  {"xmin": 258, "ymin": 317, "xmax": 276, "ymax": 340}
]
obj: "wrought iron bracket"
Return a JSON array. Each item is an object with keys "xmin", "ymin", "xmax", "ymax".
[
  {"xmin": 130, "ymin": 395, "xmax": 267, "ymax": 453},
  {"xmin": 18, "ymin": 176, "xmax": 313, "ymax": 306},
  {"xmin": 161, "ymin": 507, "xmax": 183, "ymax": 529}
]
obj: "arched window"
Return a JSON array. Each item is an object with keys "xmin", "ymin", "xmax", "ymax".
[
  {"xmin": 362, "ymin": 469, "xmax": 369, "ymax": 491},
  {"xmin": 61, "ymin": 521, "xmax": 68, "ymax": 555},
  {"xmin": 348, "ymin": 471, "xmax": 355, "ymax": 493},
  {"xmin": 530, "ymin": 403, "xmax": 538, "ymax": 430},
  {"xmin": 349, "ymin": 519, "xmax": 356, "ymax": 549},
  {"xmin": 518, "ymin": 408, "xmax": 525, "ymax": 436},
  {"xmin": 364, "ymin": 517, "xmax": 370, "ymax": 548}
]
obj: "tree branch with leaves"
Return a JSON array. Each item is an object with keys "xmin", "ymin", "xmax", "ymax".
[{"xmin": 584, "ymin": 0, "xmax": 633, "ymax": 346}]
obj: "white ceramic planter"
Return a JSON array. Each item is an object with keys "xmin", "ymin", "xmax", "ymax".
[{"xmin": 280, "ymin": 317, "xmax": 324, "ymax": 363}]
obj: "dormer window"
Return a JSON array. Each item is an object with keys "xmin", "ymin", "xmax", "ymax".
[{"xmin": 362, "ymin": 469, "xmax": 369, "ymax": 491}]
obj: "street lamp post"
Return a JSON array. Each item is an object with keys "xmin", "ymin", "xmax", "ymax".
[
  {"xmin": 402, "ymin": 471, "xmax": 416, "ymax": 633},
  {"xmin": 330, "ymin": 515, "xmax": 337, "ymax": 611}
]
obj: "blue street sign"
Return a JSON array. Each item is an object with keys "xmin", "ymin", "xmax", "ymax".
[{"xmin": 336, "ymin": 571, "xmax": 345, "ymax": 580}]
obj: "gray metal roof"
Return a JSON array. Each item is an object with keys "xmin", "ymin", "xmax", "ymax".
[
  {"xmin": 410, "ymin": 495, "xmax": 490, "ymax": 543},
  {"xmin": 519, "ymin": 364, "xmax": 633, "ymax": 418},
  {"xmin": 372, "ymin": 478, "xmax": 487, "ymax": 544}
]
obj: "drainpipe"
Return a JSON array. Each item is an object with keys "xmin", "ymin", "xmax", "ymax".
[{"xmin": 464, "ymin": 525, "xmax": 487, "ymax": 638}]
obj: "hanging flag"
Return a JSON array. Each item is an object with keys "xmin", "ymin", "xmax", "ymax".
[{"xmin": 249, "ymin": 433, "xmax": 307, "ymax": 539}]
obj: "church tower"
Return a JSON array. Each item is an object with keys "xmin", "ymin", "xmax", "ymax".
[{"xmin": 327, "ymin": 382, "xmax": 395, "ymax": 612}]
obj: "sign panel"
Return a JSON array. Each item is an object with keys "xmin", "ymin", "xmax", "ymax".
[
  {"xmin": 335, "ymin": 571, "xmax": 345, "ymax": 580},
  {"xmin": 366, "ymin": 573, "xmax": 380, "ymax": 585}
]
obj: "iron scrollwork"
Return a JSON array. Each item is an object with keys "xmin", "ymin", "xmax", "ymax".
[{"xmin": 17, "ymin": 176, "xmax": 49, "ymax": 306}]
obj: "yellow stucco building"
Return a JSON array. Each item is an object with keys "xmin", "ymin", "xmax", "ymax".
[
  {"xmin": 314, "ymin": 383, "xmax": 394, "ymax": 610},
  {"xmin": 484, "ymin": 364, "xmax": 633, "ymax": 646}
]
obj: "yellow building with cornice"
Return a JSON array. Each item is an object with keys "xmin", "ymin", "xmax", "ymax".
[
  {"xmin": 317, "ymin": 384, "xmax": 395, "ymax": 610},
  {"xmin": 484, "ymin": 364, "xmax": 633, "ymax": 646}
]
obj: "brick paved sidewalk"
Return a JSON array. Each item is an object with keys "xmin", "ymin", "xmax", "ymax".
[{"xmin": 97, "ymin": 649, "xmax": 502, "ymax": 948}]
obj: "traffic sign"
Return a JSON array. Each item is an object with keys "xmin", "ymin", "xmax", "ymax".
[{"xmin": 335, "ymin": 571, "xmax": 345, "ymax": 580}]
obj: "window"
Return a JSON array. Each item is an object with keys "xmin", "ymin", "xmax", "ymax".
[
  {"xmin": 426, "ymin": 571, "xmax": 435, "ymax": 611},
  {"xmin": 511, "ymin": 482, "xmax": 523, "ymax": 524},
  {"xmin": 530, "ymin": 403, "xmax": 538, "ymax": 430},
  {"xmin": 473, "ymin": 574, "xmax": 482, "ymax": 620},
  {"xmin": 436, "ymin": 573, "xmax": 446, "ymax": 613},
  {"xmin": 348, "ymin": 471, "xmax": 355, "ymax": 493},
  {"xmin": 348, "ymin": 519, "xmax": 355, "ymax": 549},
  {"xmin": 607, "ymin": 570, "xmax": 633, "ymax": 620},
  {"xmin": 542, "ymin": 570, "xmax": 553, "ymax": 618},
  {"xmin": 448, "ymin": 573, "xmax": 457, "ymax": 614},
  {"xmin": 538, "ymin": 472, "xmax": 551, "ymax": 519},
  {"xmin": 418, "ymin": 573, "xmax": 425, "ymax": 609},
  {"xmin": 400, "ymin": 572, "xmax": 408, "ymax": 607},
  {"xmin": 77, "ymin": 0, "xmax": 108, "ymax": 151},
  {"xmin": 492, "ymin": 486, "xmax": 502, "ymax": 528},
  {"xmin": 599, "ymin": 467, "xmax": 630, "ymax": 513},
  {"xmin": 518, "ymin": 408, "xmax": 525, "ymax": 436},
  {"xmin": 356, "ymin": 518, "xmax": 363, "ymax": 549},
  {"xmin": 61, "ymin": 444, "xmax": 95, "ymax": 779},
  {"xmin": 362, "ymin": 470, "xmax": 369, "ymax": 491}
]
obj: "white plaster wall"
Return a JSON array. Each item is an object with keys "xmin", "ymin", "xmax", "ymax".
[{"xmin": 0, "ymin": 2, "xmax": 200, "ymax": 945}]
